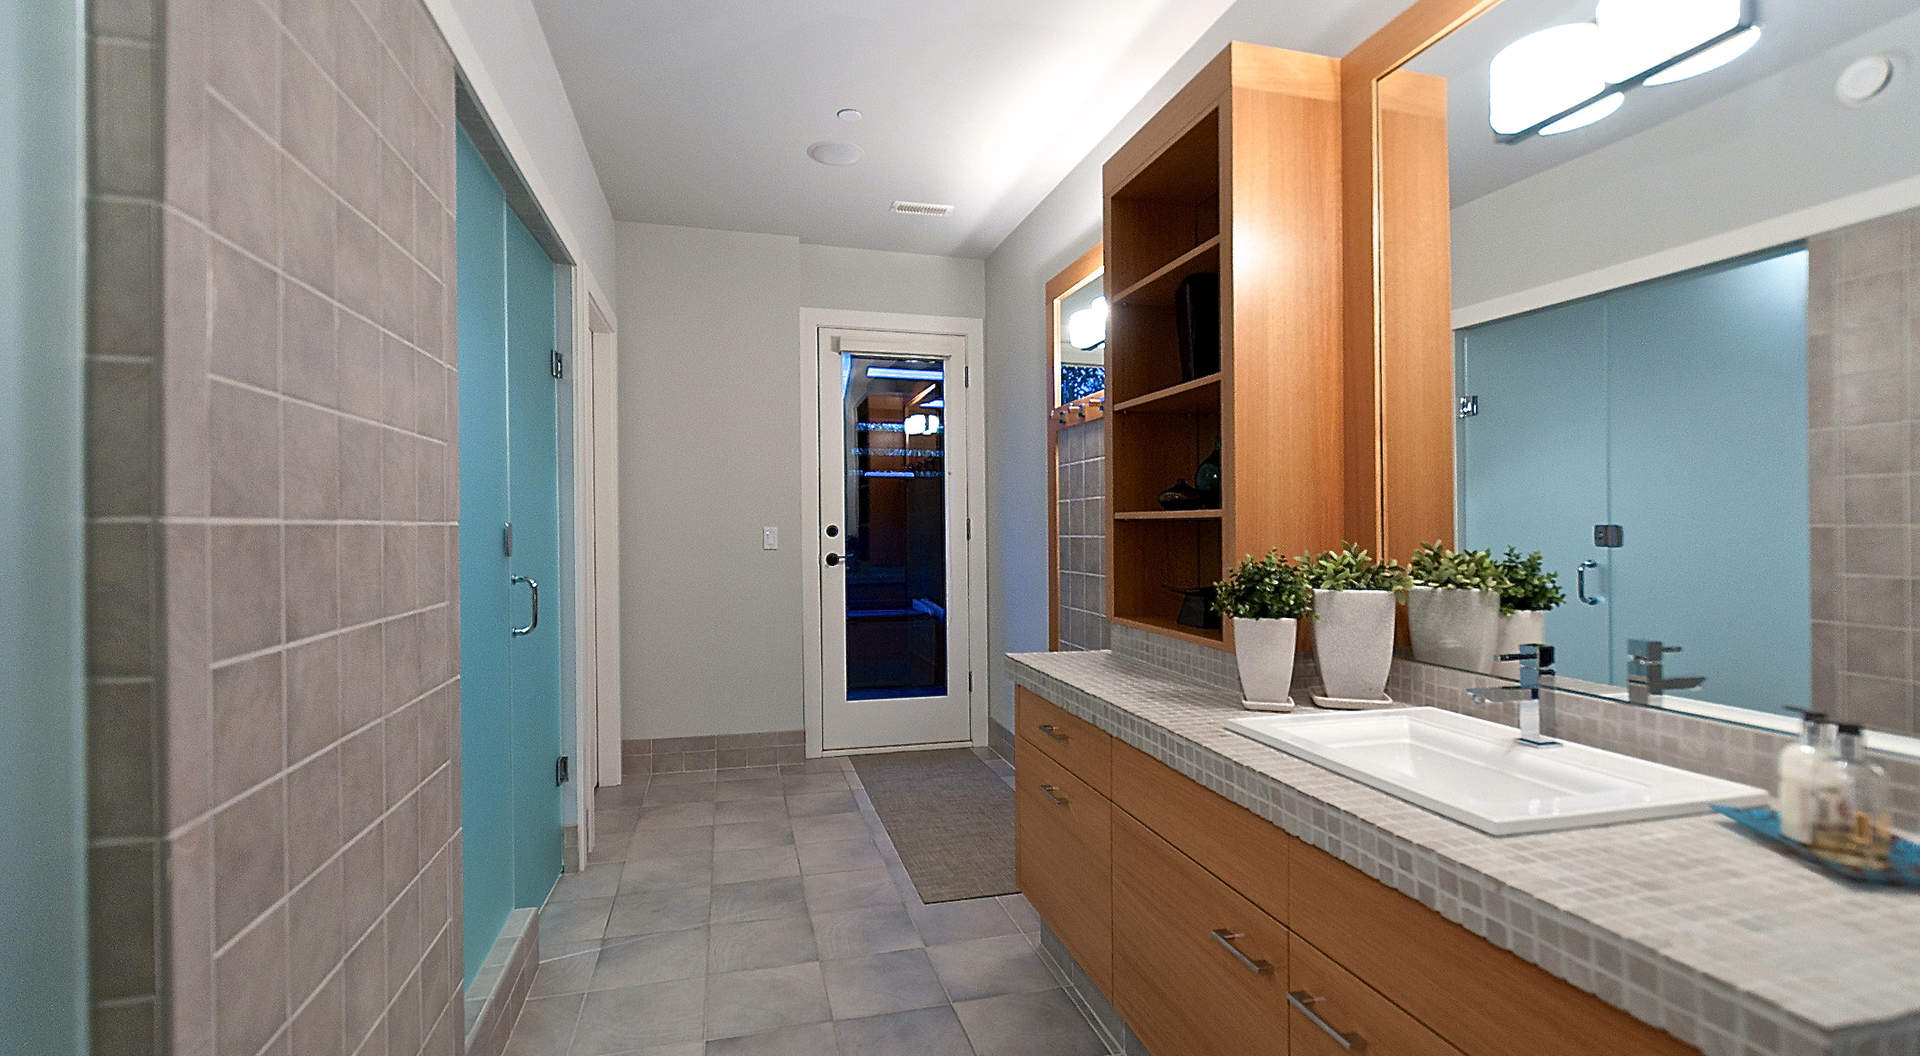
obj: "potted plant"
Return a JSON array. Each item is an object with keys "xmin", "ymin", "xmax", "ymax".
[
  {"xmin": 1299, "ymin": 542, "xmax": 1411, "ymax": 706},
  {"xmin": 1214, "ymin": 549, "xmax": 1313, "ymax": 711},
  {"xmin": 1494, "ymin": 548, "xmax": 1565, "ymax": 679},
  {"xmin": 1405, "ymin": 542, "xmax": 1508, "ymax": 674}
]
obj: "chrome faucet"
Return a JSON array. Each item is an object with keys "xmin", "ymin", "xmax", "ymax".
[
  {"xmin": 1626, "ymin": 639, "xmax": 1704, "ymax": 705},
  {"xmin": 1469, "ymin": 642, "xmax": 1558, "ymax": 748}
]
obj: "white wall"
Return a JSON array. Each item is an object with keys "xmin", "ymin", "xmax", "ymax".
[
  {"xmin": 1452, "ymin": 9, "xmax": 1920, "ymax": 320},
  {"xmin": 616, "ymin": 223, "xmax": 985, "ymax": 739},
  {"xmin": 427, "ymin": 0, "xmax": 619, "ymax": 320}
]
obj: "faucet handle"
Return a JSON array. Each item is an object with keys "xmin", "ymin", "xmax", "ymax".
[
  {"xmin": 1498, "ymin": 643, "xmax": 1555, "ymax": 668},
  {"xmin": 1627, "ymin": 638, "xmax": 1678, "ymax": 660}
]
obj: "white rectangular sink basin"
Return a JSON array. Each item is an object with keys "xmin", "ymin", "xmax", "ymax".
[{"xmin": 1226, "ymin": 707, "xmax": 1767, "ymax": 836}]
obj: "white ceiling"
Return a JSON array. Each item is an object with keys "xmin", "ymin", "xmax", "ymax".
[
  {"xmin": 531, "ymin": 0, "xmax": 1247, "ymax": 258},
  {"xmin": 1406, "ymin": 0, "xmax": 1920, "ymax": 205}
]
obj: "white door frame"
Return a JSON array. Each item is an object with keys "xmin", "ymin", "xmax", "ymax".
[
  {"xmin": 799, "ymin": 309, "xmax": 988, "ymax": 758},
  {"xmin": 567, "ymin": 288, "xmax": 622, "ymax": 860}
]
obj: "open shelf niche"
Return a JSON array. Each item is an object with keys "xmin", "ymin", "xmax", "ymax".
[{"xmin": 1102, "ymin": 42, "xmax": 1346, "ymax": 649}]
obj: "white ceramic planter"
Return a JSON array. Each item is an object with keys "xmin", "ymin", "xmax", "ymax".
[
  {"xmin": 1232, "ymin": 616, "xmax": 1298, "ymax": 711},
  {"xmin": 1493, "ymin": 609, "xmax": 1548, "ymax": 680},
  {"xmin": 1312, "ymin": 589, "xmax": 1396, "ymax": 702},
  {"xmin": 1405, "ymin": 586, "xmax": 1501, "ymax": 673}
]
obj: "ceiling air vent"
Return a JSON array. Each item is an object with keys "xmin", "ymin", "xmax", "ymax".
[{"xmin": 891, "ymin": 200, "xmax": 955, "ymax": 218}]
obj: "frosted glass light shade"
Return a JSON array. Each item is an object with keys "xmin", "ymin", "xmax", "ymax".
[
  {"xmin": 1067, "ymin": 296, "xmax": 1109, "ymax": 351},
  {"xmin": 1540, "ymin": 92, "xmax": 1624, "ymax": 135},
  {"xmin": 1489, "ymin": 23, "xmax": 1608, "ymax": 136},
  {"xmin": 1596, "ymin": 0, "xmax": 1755, "ymax": 85}
]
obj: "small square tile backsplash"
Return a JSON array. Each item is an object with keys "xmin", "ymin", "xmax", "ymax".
[
  {"xmin": 1113, "ymin": 623, "xmax": 1920, "ymax": 835},
  {"xmin": 1056, "ymin": 418, "xmax": 1108, "ymax": 652}
]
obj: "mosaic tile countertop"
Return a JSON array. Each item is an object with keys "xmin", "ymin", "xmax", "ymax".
[{"xmin": 1008, "ymin": 649, "xmax": 1920, "ymax": 1056}]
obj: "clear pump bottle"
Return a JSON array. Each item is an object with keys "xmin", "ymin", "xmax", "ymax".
[
  {"xmin": 1809, "ymin": 723, "xmax": 1893, "ymax": 868},
  {"xmin": 1776, "ymin": 710, "xmax": 1832, "ymax": 845}
]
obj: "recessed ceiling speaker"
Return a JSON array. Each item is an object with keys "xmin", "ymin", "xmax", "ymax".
[
  {"xmin": 807, "ymin": 140, "xmax": 864, "ymax": 166},
  {"xmin": 890, "ymin": 200, "xmax": 955, "ymax": 217},
  {"xmin": 1836, "ymin": 55, "xmax": 1894, "ymax": 107}
]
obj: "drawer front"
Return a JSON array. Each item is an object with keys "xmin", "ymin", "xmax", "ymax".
[
  {"xmin": 1112, "ymin": 740, "xmax": 1293, "ymax": 920},
  {"xmin": 1016, "ymin": 687, "xmax": 1112, "ymax": 794},
  {"xmin": 1112, "ymin": 811, "xmax": 1290, "ymax": 1056},
  {"xmin": 1290, "ymin": 842, "xmax": 1700, "ymax": 1056},
  {"xmin": 1016, "ymin": 745, "xmax": 1112, "ymax": 990},
  {"xmin": 1289, "ymin": 934, "xmax": 1463, "ymax": 1056}
]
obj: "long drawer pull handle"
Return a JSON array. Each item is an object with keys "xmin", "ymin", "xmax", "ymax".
[
  {"xmin": 1037, "ymin": 724, "xmax": 1069, "ymax": 742},
  {"xmin": 1038, "ymin": 784, "xmax": 1069, "ymax": 806},
  {"xmin": 1208, "ymin": 929, "xmax": 1273, "ymax": 974},
  {"xmin": 1287, "ymin": 990, "xmax": 1368, "ymax": 1051}
]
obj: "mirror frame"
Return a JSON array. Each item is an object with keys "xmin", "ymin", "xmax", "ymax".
[
  {"xmin": 1046, "ymin": 242, "xmax": 1106, "ymax": 650},
  {"xmin": 1340, "ymin": 0, "xmax": 1505, "ymax": 559}
]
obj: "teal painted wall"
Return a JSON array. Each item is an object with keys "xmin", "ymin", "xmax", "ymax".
[
  {"xmin": 456, "ymin": 128, "xmax": 565, "ymax": 983},
  {"xmin": 0, "ymin": 0, "xmax": 89, "ymax": 1049}
]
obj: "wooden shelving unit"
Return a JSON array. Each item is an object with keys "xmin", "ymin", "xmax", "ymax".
[{"xmin": 1103, "ymin": 42, "xmax": 1345, "ymax": 649}]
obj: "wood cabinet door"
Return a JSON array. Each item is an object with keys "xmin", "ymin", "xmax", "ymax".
[
  {"xmin": 1289, "ymin": 934, "xmax": 1463, "ymax": 1056},
  {"xmin": 1112, "ymin": 811, "xmax": 1290, "ymax": 1056},
  {"xmin": 1110, "ymin": 741, "xmax": 1293, "ymax": 920},
  {"xmin": 1016, "ymin": 742, "xmax": 1112, "ymax": 990}
]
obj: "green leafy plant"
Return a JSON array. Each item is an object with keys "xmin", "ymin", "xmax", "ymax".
[
  {"xmin": 1213, "ymin": 549, "xmax": 1312, "ymax": 621},
  {"xmin": 1496, "ymin": 547, "xmax": 1565, "ymax": 614},
  {"xmin": 1407, "ymin": 541, "xmax": 1509, "ymax": 593},
  {"xmin": 1297, "ymin": 542, "xmax": 1413, "ymax": 593}
]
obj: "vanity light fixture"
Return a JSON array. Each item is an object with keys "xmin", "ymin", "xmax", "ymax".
[
  {"xmin": 1066, "ymin": 296, "xmax": 1109, "ymax": 352},
  {"xmin": 1489, "ymin": 0, "xmax": 1759, "ymax": 143},
  {"xmin": 865, "ymin": 366, "xmax": 944, "ymax": 381}
]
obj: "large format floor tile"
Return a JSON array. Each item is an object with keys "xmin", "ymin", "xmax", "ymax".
[{"xmin": 500, "ymin": 759, "xmax": 1114, "ymax": 1056}]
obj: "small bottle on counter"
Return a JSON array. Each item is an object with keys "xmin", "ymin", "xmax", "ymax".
[
  {"xmin": 1777, "ymin": 710, "xmax": 1832, "ymax": 845},
  {"xmin": 1808, "ymin": 722, "xmax": 1894, "ymax": 869}
]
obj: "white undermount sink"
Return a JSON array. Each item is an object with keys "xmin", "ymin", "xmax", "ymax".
[{"xmin": 1226, "ymin": 707, "xmax": 1768, "ymax": 836}]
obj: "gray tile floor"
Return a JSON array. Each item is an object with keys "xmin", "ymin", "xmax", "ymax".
[{"xmin": 500, "ymin": 757, "xmax": 1114, "ymax": 1056}]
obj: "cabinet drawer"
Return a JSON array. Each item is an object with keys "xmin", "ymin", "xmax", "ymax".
[
  {"xmin": 1290, "ymin": 841, "xmax": 1700, "ymax": 1056},
  {"xmin": 1016, "ymin": 687, "xmax": 1111, "ymax": 794},
  {"xmin": 1289, "ymin": 935, "xmax": 1463, "ymax": 1056},
  {"xmin": 1112, "ymin": 811, "xmax": 1289, "ymax": 1056},
  {"xmin": 1112, "ymin": 741, "xmax": 1293, "ymax": 920},
  {"xmin": 1016, "ymin": 746, "xmax": 1112, "ymax": 990}
]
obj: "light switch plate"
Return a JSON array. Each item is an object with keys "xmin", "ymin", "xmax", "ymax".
[{"xmin": 762, "ymin": 527, "xmax": 778, "ymax": 550}]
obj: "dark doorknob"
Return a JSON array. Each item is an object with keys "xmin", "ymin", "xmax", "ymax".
[{"xmin": 826, "ymin": 553, "xmax": 845, "ymax": 567}]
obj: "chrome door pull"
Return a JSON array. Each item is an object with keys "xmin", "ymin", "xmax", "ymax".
[
  {"xmin": 1037, "ymin": 724, "xmax": 1069, "ymax": 742},
  {"xmin": 1038, "ymin": 784, "xmax": 1069, "ymax": 806},
  {"xmin": 511, "ymin": 575, "xmax": 539, "ymax": 636},
  {"xmin": 1576, "ymin": 559, "xmax": 1603, "ymax": 606},
  {"xmin": 1288, "ymin": 991, "xmax": 1367, "ymax": 1050},
  {"xmin": 1208, "ymin": 929, "xmax": 1273, "ymax": 974}
]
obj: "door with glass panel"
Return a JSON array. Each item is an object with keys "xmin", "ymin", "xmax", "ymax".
[{"xmin": 816, "ymin": 329, "xmax": 973, "ymax": 751}]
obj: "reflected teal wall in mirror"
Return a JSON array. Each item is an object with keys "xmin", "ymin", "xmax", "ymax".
[{"xmin": 1460, "ymin": 248, "xmax": 1811, "ymax": 714}]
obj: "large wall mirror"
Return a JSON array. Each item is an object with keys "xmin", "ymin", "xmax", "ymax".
[{"xmin": 1371, "ymin": 0, "xmax": 1920, "ymax": 735}]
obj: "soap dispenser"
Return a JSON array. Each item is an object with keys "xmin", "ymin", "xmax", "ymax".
[
  {"xmin": 1776, "ymin": 710, "xmax": 1832, "ymax": 845},
  {"xmin": 1809, "ymin": 723, "xmax": 1893, "ymax": 868}
]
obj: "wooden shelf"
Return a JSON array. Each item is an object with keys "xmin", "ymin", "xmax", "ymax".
[
  {"xmin": 1112, "ymin": 374, "xmax": 1220, "ymax": 415},
  {"xmin": 1113, "ymin": 509, "xmax": 1222, "ymax": 521},
  {"xmin": 1112, "ymin": 237, "xmax": 1221, "ymax": 307},
  {"xmin": 1110, "ymin": 614, "xmax": 1227, "ymax": 648}
]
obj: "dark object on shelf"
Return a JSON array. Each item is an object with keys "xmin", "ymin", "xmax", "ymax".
[
  {"xmin": 1166, "ymin": 586, "xmax": 1222, "ymax": 630},
  {"xmin": 1194, "ymin": 438, "xmax": 1222, "ymax": 502},
  {"xmin": 1711, "ymin": 805, "xmax": 1919, "ymax": 886},
  {"xmin": 1174, "ymin": 272, "xmax": 1221, "ymax": 381},
  {"xmin": 1157, "ymin": 479, "xmax": 1207, "ymax": 510}
]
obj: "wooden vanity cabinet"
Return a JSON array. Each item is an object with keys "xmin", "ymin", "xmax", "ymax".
[
  {"xmin": 1015, "ymin": 709, "xmax": 1114, "ymax": 990},
  {"xmin": 1112, "ymin": 812, "xmax": 1291, "ymax": 1056},
  {"xmin": 1013, "ymin": 686, "xmax": 1705, "ymax": 1056}
]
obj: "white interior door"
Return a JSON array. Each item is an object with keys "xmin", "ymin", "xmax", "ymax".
[{"xmin": 816, "ymin": 328, "xmax": 973, "ymax": 751}]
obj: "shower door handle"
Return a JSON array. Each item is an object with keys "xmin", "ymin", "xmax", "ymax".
[
  {"xmin": 511, "ymin": 575, "xmax": 539, "ymax": 635},
  {"xmin": 1576, "ymin": 560, "xmax": 1602, "ymax": 607}
]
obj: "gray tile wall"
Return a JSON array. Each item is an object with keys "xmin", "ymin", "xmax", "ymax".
[
  {"xmin": 622, "ymin": 732, "xmax": 809, "ymax": 774},
  {"xmin": 83, "ymin": 0, "xmax": 463, "ymax": 1053},
  {"xmin": 1057, "ymin": 419, "xmax": 1107, "ymax": 652},
  {"xmin": 1809, "ymin": 207, "xmax": 1920, "ymax": 735}
]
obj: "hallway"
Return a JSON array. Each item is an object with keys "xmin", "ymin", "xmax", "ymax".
[{"xmin": 499, "ymin": 757, "xmax": 1110, "ymax": 1055}]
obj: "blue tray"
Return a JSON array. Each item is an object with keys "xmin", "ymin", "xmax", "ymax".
[{"xmin": 1711, "ymin": 805, "xmax": 1920, "ymax": 887}]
